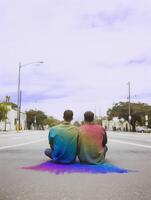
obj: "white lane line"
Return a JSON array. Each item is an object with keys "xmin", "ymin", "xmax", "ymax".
[
  {"xmin": 0, "ymin": 138, "xmax": 47, "ymax": 150},
  {"xmin": 109, "ymin": 136, "xmax": 151, "ymax": 143},
  {"xmin": 0, "ymin": 133, "xmax": 47, "ymax": 137},
  {"xmin": 110, "ymin": 139, "xmax": 151, "ymax": 149}
]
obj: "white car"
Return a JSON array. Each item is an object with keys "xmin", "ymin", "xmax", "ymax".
[{"xmin": 136, "ymin": 126, "xmax": 151, "ymax": 133}]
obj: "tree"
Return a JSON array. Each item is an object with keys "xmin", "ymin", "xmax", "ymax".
[
  {"xmin": 107, "ymin": 102, "xmax": 151, "ymax": 131},
  {"xmin": 2, "ymin": 96, "xmax": 17, "ymax": 110},
  {"xmin": 0, "ymin": 102, "xmax": 9, "ymax": 121},
  {"xmin": 26, "ymin": 109, "xmax": 47, "ymax": 130},
  {"xmin": 73, "ymin": 121, "xmax": 81, "ymax": 127},
  {"xmin": 8, "ymin": 102, "xmax": 17, "ymax": 109},
  {"xmin": 5, "ymin": 96, "xmax": 10, "ymax": 103},
  {"xmin": 94, "ymin": 117, "xmax": 102, "ymax": 125},
  {"xmin": 43, "ymin": 116, "xmax": 60, "ymax": 127}
]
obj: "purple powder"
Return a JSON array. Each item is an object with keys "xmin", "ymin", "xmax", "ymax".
[{"xmin": 22, "ymin": 161, "xmax": 135, "ymax": 175}]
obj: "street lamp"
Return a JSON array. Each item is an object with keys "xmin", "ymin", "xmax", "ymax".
[{"xmin": 17, "ymin": 61, "xmax": 44, "ymax": 131}]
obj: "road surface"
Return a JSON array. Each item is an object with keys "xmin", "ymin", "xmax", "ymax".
[{"xmin": 0, "ymin": 130, "xmax": 151, "ymax": 200}]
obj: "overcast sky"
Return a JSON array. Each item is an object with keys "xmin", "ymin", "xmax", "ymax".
[{"xmin": 0, "ymin": 0, "xmax": 151, "ymax": 121}]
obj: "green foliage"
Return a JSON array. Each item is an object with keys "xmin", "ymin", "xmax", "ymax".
[
  {"xmin": 107, "ymin": 102, "xmax": 151, "ymax": 131},
  {"xmin": 8, "ymin": 102, "xmax": 17, "ymax": 109},
  {"xmin": 26, "ymin": 110, "xmax": 61, "ymax": 129},
  {"xmin": 1, "ymin": 96, "xmax": 17, "ymax": 121},
  {"xmin": 43, "ymin": 116, "xmax": 60, "ymax": 127},
  {"xmin": 4, "ymin": 96, "xmax": 10, "ymax": 103},
  {"xmin": 26, "ymin": 109, "xmax": 47, "ymax": 129},
  {"xmin": 73, "ymin": 121, "xmax": 81, "ymax": 127},
  {"xmin": 94, "ymin": 117, "xmax": 102, "ymax": 125},
  {"xmin": 0, "ymin": 102, "xmax": 9, "ymax": 121}
]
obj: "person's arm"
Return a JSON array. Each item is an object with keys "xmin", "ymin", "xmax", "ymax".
[
  {"xmin": 49, "ymin": 138, "xmax": 53, "ymax": 150},
  {"xmin": 102, "ymin": 131, "xmax": 107, "ymax": 147},
  {"xmin": 77, "ymin": 131, "xmax": 80, "ymax": 155},
  {"xmin": 48, "ymin": 128, "xmax": 54, "ymax": 150}
]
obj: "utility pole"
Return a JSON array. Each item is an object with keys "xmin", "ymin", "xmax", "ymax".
[
  {"xmin": 19, "ymin": 90, "xmax": 22, "ymax": 130},
  {"xmin": 17, "ymin": 62, "xmax": 21, "ymax": 132},
  {"xmin": 4, "ymin": 98, "xmax": 7, "ymax": 131},
  {"xmin": 128, "ymin": 81, "xmax": 131, "ymax": 131}
]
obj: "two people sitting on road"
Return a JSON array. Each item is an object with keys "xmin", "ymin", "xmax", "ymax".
[{"xmin": 44, "ymin": 110, "xmax": 108, "ymax": 164}]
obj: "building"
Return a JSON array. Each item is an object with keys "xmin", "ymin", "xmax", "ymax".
[
  {"xmin": 0, "ymin": 105, "xmax": 26, "ymax": 131},
  {"xmin": 102, "ymin": 117, "xmax": 130, "ymax": 131}
]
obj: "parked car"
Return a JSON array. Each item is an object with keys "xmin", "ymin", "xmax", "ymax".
[{"xmin": 136, "ymin": 126, "xmax": 151, "ymax": 133}]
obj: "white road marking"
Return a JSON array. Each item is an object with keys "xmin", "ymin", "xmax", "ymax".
[
  {"xmin": 110, "ymin": 139, "xmax": 151, "ymax": 149},
  {"xmin": 109, "ymin": 136, "xmax": 151, "ymax": 143},
  {"xmin": 0, "ymin": 138, "xmax": 47, "ymax": 150},
  {"xmin": 0, "ymin": 132, "xmax": 47, "ymax": 138}
]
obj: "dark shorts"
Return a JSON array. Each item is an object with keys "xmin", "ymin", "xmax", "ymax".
[{"xmin": 44, "ymin": 148, "xmax": 53, "ymax": 159}]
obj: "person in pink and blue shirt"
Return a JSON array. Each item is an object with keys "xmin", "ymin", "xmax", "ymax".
[{"xmin": 78, "ymin": 111, "xmax": 108, "ymax": 164}]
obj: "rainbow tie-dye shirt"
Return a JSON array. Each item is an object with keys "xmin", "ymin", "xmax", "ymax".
[
  {"xmin": 48, "ymin": 122, "xmax": 78, "ymax": 163},
  {"xmin": 78, "ymin": 123, "xmax": 106, "ymax": 164}
]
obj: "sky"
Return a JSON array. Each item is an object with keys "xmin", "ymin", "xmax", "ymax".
[{"xmin": 0, "ymin": 0, "xmax": 151, "ymax": 121}]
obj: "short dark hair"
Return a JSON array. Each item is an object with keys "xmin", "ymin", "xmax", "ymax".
[
  {"xmin": 63, "ymin": 110, "xmax": 73, "ymax": 122},
  {"xmin": 84, "ymin": 111, "xmax": 94, "ymax": 122}
]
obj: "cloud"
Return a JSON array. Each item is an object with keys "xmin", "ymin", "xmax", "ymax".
[
  {"xmin": 126, "ymin": 58, "xmax": 148, "ymax": 65},
  {"xmin": 80, "ymin": 8, "xmax": 131, "ymax": 29},
  {"xmin": 21, "ymin": 92, "xmax": 70, "ymax": 103},
  {"xmin": 132, "ymin": 92, "xmax": 151, "ymax": 100},
  {"xmin": 0, "ymin": 0, "xmax": 151, "ymax": 120}
]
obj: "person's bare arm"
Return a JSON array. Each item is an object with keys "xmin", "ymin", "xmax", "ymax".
[
  {"xmin": 102, "ymin": 131, "xmax": 107, "ymax": 147},
  {"xmin": 49, "ymin": 138, "xmax": 54, "ymax": 150}
]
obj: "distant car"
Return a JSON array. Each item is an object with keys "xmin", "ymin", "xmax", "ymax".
[{"xmin": 136, "ymin": 126, "xmax": 151, "ymax": 133}]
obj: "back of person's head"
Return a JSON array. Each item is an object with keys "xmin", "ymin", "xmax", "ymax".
[
  {"xmin": 63, "ymin": 110, "xmax": 73, "ymax": 122},
  {"xmin": 84, "ymin": 111, "xmax": 94, "ymax": 122}
]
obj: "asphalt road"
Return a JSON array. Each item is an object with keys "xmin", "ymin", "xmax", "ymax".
[{"xmin": 0, "ymin": 130, "xmax": 151, "ymax": 200}]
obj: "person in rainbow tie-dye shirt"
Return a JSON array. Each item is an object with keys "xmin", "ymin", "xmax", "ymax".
[
  {"xmin": 78, "ymin": 111, "xmax": 108, "ymax": 164},
  {"xmin": 45, "ymin": 110, "xmax": 79, "ymax": 164}
]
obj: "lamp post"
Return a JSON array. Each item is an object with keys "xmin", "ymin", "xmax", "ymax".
[{"xmin": 17, "ymin": 61, "xmax": 44, "ymax": 131}]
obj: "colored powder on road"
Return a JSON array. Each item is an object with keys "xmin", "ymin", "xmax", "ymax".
[{"xmin": 22, "ymin": 161, "xmax": 134, "ymax": 175}]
